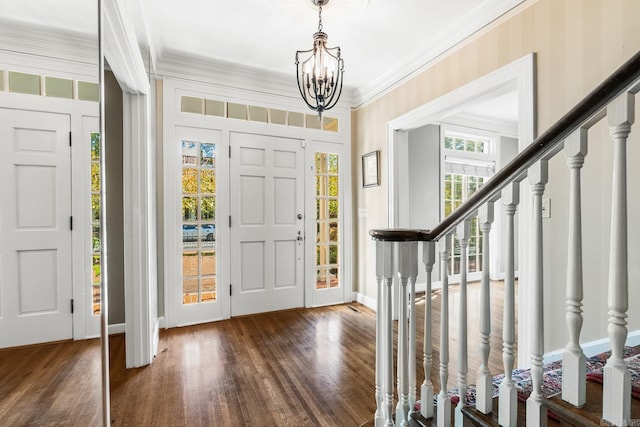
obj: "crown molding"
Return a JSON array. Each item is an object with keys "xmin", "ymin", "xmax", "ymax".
[
  {"xmin": 0, "ymin": 19, "xmax": 98, "ymax": 80},
  {"xmin": 155, "ymin": 50, "xmax": 355, "ymax": 109},
  {"xmin": 441, "ymin": 112, "xmax": 518, "ymax": 139},
  {"xmin": 352, "ymin": 0, "xmax": 529, "ymax": 108}
]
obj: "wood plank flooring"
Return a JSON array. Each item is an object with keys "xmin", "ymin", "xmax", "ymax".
[{"xmin": 0, "ymin": 281, "xmax": 514, "ymax": 426}]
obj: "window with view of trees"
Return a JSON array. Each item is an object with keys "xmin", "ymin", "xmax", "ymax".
[
  {"xmin": 442, "ymin": 131, "xmax": 495, "ymax": 275},
  {"xmin": 181, "ymin": 140, "xmax": 217, "ymax": 304},
  {"xmin": 315, "ymin": 153, "xmax": 340, "ymax": 290},
  {"xmin": 91, "ymin": 133, "xmax": 101, "ymax": 315}
]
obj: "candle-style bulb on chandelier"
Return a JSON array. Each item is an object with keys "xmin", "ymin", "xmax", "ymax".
[{"xmin": 295, "ymin": 0, "xmax": 344, "ymax": 119}]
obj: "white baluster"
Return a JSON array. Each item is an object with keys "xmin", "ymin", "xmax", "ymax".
[
  {"xmin": 437, "ymin": 236, "xmax": 452, "ymax": 427},
  {"xmin": 562, "ymin": 129, "xmax": 588, "ymax": 407},
  {"xmin": 455, "ymin": 220, "xmax": 470, "ymax": 427},
  {"xmin": 476, "ymin": 202, "xmax": 494, "ymax": 414},
  {"xmin": 499, "ymin": 184, "xmax": 519, "ymax": 427},
  {"xmin": 603, "ymin": 92, "xmax": 634, "ymax": 426},
  {"xmin": 397, "ymin": 241, "xmax": 418, "ymax": 427},
  {"xmin": 375, "ymin": 240, "xmax": 393, "ymax": 427},
  {"xmin": 408, "ymin": 246, "xmax": 418, "ymax": 417},
  {"xmin": 526, "ymin": 160, "xmax": 549, "ymax": 427},
  {"xmin": 421, "ymin": 241, "xmax": 436, "ymax": 419},
  {"xmin": 375, "ymin": 241, "xmax": 396, "ymax": 427}
]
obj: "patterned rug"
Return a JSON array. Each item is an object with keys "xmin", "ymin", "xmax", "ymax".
[{"xmin": 416, "ymin": 345, "xmax": 640, "ymax": 409}]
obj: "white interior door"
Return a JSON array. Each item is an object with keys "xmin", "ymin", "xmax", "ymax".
[
  {"xmin": 0, "ymin": 108, "xmax": 72, "ymax": 348},
  {"xmin": 230, "ymin": 132, "xmax": 304, "ymax": 316}
]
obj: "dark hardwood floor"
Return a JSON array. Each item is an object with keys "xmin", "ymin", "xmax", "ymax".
[{"xmin": 0, "ymin": 281, "xmax": 514, "ymax": 426}]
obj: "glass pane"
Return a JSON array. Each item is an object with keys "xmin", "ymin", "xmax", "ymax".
[
  {"xmin": 200, "ymin": 197, "xmax": 216, "ymax": 221},
  {"xmin": 92, "ymin": 194, "xmax": 101, "ymax": 222},
  {"xmin": 316, "ymin": 245, "xmax": 323, "ymax": 265},
  {"xmin": 92, "ymin": 255, "xmax": 101, "ymax": 315},
  {"xmin": 329, "ymin": 200, "xmax": 338, "ymax": 219},
  {"xmin": 0, "ymin": 70, "xmax": 4, "ymax": 91},
  {"xmin": 288, "ymin": 112, "xmax": 304, "ymax": 127},
  {"xmin": 329, "ymin": 268, "xmax": 339, "ymax": 288},
  {"xmin": 316, "ymin": 268, "xmax": 327, "ymax": 289},
  {"xmin": 328, "ymin": 176, "xmax": 339, "ymax": 196},
  {"xmin": 454, "ymin": 138, "xmax": 464, "ymax": 150},
  {"xmin": 270, "ymin": 108, "xmax": 287, "ymax": 125},
  {"xmin": 200, "ymin": 143, "xmax": 215, "ymax": 168},
  {"xmin": 78, "ymin": 81, "xmax": 99, "ymax": 102},
  {"xmin": 306, "ymin": 114, "xmax": 321, "ymax": 129},
  {"xmin": 182, "ymin": 278, "xmax": 199, "ymax": 305},
  {"xmin": 92, "ymin": 255, "xmax": 101, "ymax": 285},
  {"xmin": 45, "ymin": 76, "xmax": 73, "ymax": 99},
  {"xmin": 182, "ymin": 224, "xmax": 197, "ymax": 248},
  {"xmin": 91, "ymin": 133, "xmax": 100, "ymax": 160},
  {"xmin": 477, "ymin": 141, "xmax": 485, "ymax": 153},
  {"xmin": 200, "ymin": 169, "xmax": 215, "ymax": 194},
  {"xmin": 316, "ymin": 175, "xmax": 327, "ymax": 196},
  {"xmin": 183, "ymin": 251, "xmax": 199, "ymax": 277},
  {"xmin": 182, "ymin": 168, "xmax": 197, "ymax": 193},
  {"xmin": 249, "ymin": 106, "xmax": 269, "ymax": 123},
  {"xmin": 181, "ymin": 96, "xmax": 203, "ymax": 114},
  {"xmin": 202, "ymin": 250, "xmax": 216, "ymax": 275},
  {"xmin": 182, "ymin": 197, "xmax": 197, "ymax": 221},
  {"xmin": 323, "ymin": 117, "xmax": 338, "ymax": 132},
  {"xmin": 315, "ymin": 153, "xmax": 326, "ymax": 174},
  {"xmin": 316, "ymin": 199, "xmax": 321, "ymax": 219},
  {"xmin": 328, "ymin": 154, "xmax": 339, "ymax": 174},
  {"xmin": 199, "ymin": 224, "xmax": 216, "ymax": 247},
  {"xmin": 182, "ymin": 140, "xmax": 197, "ymax": 166},
  {"xmin": 329, "ymin": 223, "xmax": 338, "ymax": 242},
  {"xmin": 329, "ymin": 245, "xmax": 338, "ymax": 264},
  {"xmin": 205, "ymin": 99, "xmax": 225, "ymax": 117},
  {"xmin": 201, "ymin": 277, "xmax": 216, "ymax": 302},
  {"xmin": 9, "ymin": 71, "xmax": 40, "ymax": 95},
  {"xmin": 92, "ymin": 226, "xmax": 100, "ymax": 252},
  {"xmin": 444, "ymin": 136, "xmax": 453, "ymax": 149},
  {"xmin": 91, "ymin": 163, "xmax": 100, "ymax": 192},
  {"xmin": 465, "ymin": 139, "xmax": 476, "ymax": 152},
  {"xmin": 227, "ymin": 102, "xmax": 247, "ymax": 120}
]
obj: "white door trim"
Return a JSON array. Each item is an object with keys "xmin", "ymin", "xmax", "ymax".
[
  {"xmin": 386, "ymin": 53, "xmax": 536, "ymax": 368},
  {"xmin": 162, "ymin": 77, "xmax": 352, "ymax": 325}
]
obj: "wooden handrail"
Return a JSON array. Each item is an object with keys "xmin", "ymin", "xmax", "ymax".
[{"xmin": 370, "ymin": 49, "xmax": 640, "ymax": 242}]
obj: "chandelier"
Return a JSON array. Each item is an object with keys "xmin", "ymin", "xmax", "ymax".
[{"xmin": 295, "ymin": 0, "xmax": 345, "ymax": 118}]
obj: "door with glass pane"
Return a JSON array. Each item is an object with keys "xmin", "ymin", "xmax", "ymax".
[
  {"xmin": 307, "ymin": 145, "xmax": 345, "ymax": 307},
  {"xmin": 176, "ymin": 127, "xmax": 225, "ymax": 325}
]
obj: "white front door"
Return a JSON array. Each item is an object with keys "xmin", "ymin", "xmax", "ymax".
[
  {"xmin": 0, "ymin": 108, "xmax": 73, "ymax": 348},
  {"xmin": 230, "ymin": 132, "xmax": 304, "ymax": 316}
]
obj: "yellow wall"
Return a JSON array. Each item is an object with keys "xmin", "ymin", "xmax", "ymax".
[{"xmin": 352, "ymin": 0, "xmax": 640, "ymax": 352}]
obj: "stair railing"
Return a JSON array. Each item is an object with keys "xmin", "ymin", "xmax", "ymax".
[{"xmin": 370, "ymin": 50, "xmax": 640, "ymax": 427}]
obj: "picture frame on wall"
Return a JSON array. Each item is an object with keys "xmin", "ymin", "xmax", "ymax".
[{"xmin": 362, "ymin": 150, "xmax": 380, "ymax": 188}]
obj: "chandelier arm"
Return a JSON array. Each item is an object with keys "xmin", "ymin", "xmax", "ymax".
[
  {"xmin": 321, "ymin": 61, "xmax": 344, "ymax": 110},
  {"xmin": 296, "ymin": 67, "xmax": 320, "ymax": 111}
]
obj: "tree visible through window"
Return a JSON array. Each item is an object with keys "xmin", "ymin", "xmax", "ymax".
[
  {"xmin": 442, "ymin": 132, "xmax": 494, "ymax": 275},
  {"xmin": 315, "ymin": 153, "xmax": 340, "ymax": 289}
]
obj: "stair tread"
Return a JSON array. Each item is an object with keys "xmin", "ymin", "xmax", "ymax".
[{"xmin": 544, "ymin": 380, "xmax": 640, "ymax": 425}]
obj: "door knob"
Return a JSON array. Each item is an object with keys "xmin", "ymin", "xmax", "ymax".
[{"xmin": 297, "ymin": 214, "xmax": 303, "ymax": 220}]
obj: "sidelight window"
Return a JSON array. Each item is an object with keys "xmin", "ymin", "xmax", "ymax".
[
  {"xmin": 181, "ymin": 140, "xmax": 217, "ymax": 304},
  {"xmin": 315, "ymin": 153, "xmax": 340, "ymax": 289}
]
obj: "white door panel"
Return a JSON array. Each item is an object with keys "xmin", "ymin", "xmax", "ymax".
[
  {"xmin": 230, "ymin": 133, "xmax": 304, "ymax": 316},
  {"xmin": 0, "ymin": 108, "xmax": 72, "ymax": 348}
]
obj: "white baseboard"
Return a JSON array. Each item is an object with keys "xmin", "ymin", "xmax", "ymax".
[
  {"xmin": 108, "ymin": 323, "xmax": 125, "ymax": 335},
  {"xmin": 543, "ymin": 329, "xmax": 640, "ymax": 365},
  {"xmin": 353, "ymin": 292, "xmax": 377, "ymax": 311},
  {"xmin": 152, "ymin": 318, "xmax": 160, "ymax": 359}
]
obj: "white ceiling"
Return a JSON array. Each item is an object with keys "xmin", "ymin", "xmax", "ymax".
[{"xmin": 0, "ymin": 0, "xmax": 525, "ymax": 107}]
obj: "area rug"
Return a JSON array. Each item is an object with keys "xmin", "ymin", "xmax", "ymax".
[{"xmin": 415, "ymin": 345, "xmax": 640, "ymax": 410}]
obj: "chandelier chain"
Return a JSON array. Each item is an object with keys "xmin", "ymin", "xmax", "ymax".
[{"xmin": 318, "ymin": 6, "xmax": 323, "ymax": 32}]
